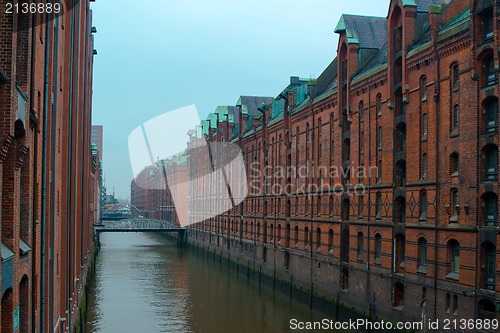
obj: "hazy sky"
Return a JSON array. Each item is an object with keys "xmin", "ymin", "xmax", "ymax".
[{"xmin": 91, "ymin": 0, "xmax": 388, "ymax": 198}]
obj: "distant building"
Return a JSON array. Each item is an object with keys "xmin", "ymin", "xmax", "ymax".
[{"xmin": 91, "ymin": 125, "xmax": 103, "ymax": 160}]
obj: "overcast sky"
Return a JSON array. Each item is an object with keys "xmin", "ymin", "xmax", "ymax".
[{"xmin": 90, "ymin": 0, "xmax": 389, "ymax": 199}]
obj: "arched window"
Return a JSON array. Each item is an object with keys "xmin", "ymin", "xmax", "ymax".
[
  {"xmin": 374, "ymin": 233, "xmax": 382, "ymax": 263},
  {"xmin": 418, "ymin": 238, "xmax": 427, "ymax": 272},
  {"xmin": 357, "ymin": 232, "xmax": 364, "ymax": 260},
  {"xmin": 447, "ymin": 239, "xmax": 460, "ymax": 278}
]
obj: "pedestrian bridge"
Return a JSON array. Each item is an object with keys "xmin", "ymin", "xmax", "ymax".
[{"xmin": 94, "ymin": 218, "xmax": 185, "ymax": 233}]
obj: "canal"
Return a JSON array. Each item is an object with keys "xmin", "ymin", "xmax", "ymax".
[{"xmin": 85, "ymin": 232, "xmax": 340, "ymax": 333}]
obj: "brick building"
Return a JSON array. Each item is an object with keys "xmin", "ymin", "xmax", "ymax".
[
  {"xmin": 131, "ymin": 0, "xmax": 499, "ymax": 327},
  {"xmin": 0, "ymin": 2, "xmax": 98, "ymax": 333}
]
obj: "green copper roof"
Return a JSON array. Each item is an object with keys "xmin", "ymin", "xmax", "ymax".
[
  {"xmin": 334, "ymin": 15, "xmax": 347, "ymax": 33},
  {"xmin": 402, "ymin": 0, "xmax": 417, "ymax": 6}
]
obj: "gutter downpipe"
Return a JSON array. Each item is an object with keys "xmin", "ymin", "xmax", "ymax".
[
  {"xmin": 432, "ymin": 21, "xmax": 440, "ymax": 324},
  {"xmin": 50, "ymin": 13, "xmax": 61, "ymax": 332},
  {"xmin": 66, "ymin": 1, "xmax": 77, "ymax": 331},
  {"xmin": 30, "ymin": 11, "xmax": 39, "ymax": 333},
  {"xmin": 40, "ymin": 11, "xmax": 52, "ymax": 333}
]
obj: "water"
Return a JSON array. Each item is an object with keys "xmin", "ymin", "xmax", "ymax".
[{"xmin": 85, "ymin": 232, "xmax": 340, "ymax": 333}]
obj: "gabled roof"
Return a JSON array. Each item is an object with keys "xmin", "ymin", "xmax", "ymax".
[{"xmin": 335, "ymin": 15, "xmax": 387, "ymax": 49}]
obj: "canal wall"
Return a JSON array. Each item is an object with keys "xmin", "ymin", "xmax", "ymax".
[{"xmin": 173, "ymin": 230, "xmax": 391, "ymax": 328}]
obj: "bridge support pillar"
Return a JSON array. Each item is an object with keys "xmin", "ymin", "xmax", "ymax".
[{"xmin": 177, "ymin": 229, "xmax": 187, "ymax": 247}]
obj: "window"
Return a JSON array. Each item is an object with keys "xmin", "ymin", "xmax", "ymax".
[
  {"xmin": 451, "ymin": 189, "xmax": 459, "ymax": 221},
  {"xmin": 418, "ymin": 238, "xmax": 427, "ymax": 273},
  {"xmin": 482, "ymin": 192, "xmax": 498, "ymax": 226},
  {"xmin": 360, "ymin": 132, "xmax": 364, "ymax": 154},
  {"xmin": 421, "ymin": 154, "xmax": 428, "ymax": 179},
  {"xmin": 377, "ymin": 160, "xmax": 382, "ymax": 183},
  {"xmin": 422, "ymin": 113, "xmax": 428, "ymax": 137},
  {"xmin": 294, "ymin": 225, "xmax": 299, "ymax": 247},
  {"xmin": 374, "ymin": 233, "xmax": 382, "ymax": 264},
  {"xmin": 484, "ymin": 98, "xmax": 498, "ymax": 132},
  {"xmin": 376, "ymin": 94, "xmax": 382, "ymax": 115},
  {"xmin": 452, "ymin": 104, "xmax": 459, "ymax": 130},
  {"xmin": 316, "ymin": 227, "xmax": 321, "ymax": 252},
  {"xmin": 450, "ymin": 153, "xmax": 459, "ymax": 175},
  {"xmin": 420, "ymin": 191, "xmax": 427, "ymax": 221},
  {"xmin": 484, "ymin": 145, "xmax": 498, "ymax": 180},
  {"xmin": 452, "ymin": 63, "xmax": 459, "ymax": 89},
  {"xmin": 359, "ymin": 100, "xmax": 364, "ymax": 121},
  {"xmin": 453, "ymin": 295, "xmax": 458, "ymax": 316},
  {"xmin": 304, "ymin": 226, "xmax": 309, "ymax": 249},
  {"xmin": 341, "ymin": 199, "xmax": 350, "ymax": 221},
  {"xmin": 481, "ymin": 241, "xmax": 496, "ymax": 290},
  {"xmin": 446, "ymin": 293, "xmax": 451, "ymax": 314},
  {"xmin": 420, "ymin": 76, "xmax": 427, "ymax": 100},
  {"xmin": 395, "ymin": 234, "xmax": 405, "ymax": 273},
  {"xmin": 480, "ymin": 7, "xmax": 494, "ymax": 41},
  {"xmin": 393, "ymin": 282, "xmax": 404, "ymax": 308},
  {"xmin": 376, "ymin": 193, "xmax": 382, "ymax": 219},
  {"xmin": 394, "ymin": 196, "xmax": 406, "ymax": 223},
  {"xmin": 484, "ymin": 55, "xmax": 497, "ymax": 86},
  {"xmin": 358, "ymin": 195, "xmax": 364, "ymax": 218},
  {"xmin": 328, "ymin": 229, "xmax": 334, "ymax": 254},
  {"xmin": 448, "ymin": 239, "xmax": 460, "ymax": 278},
  {"xmin": 378, "ymin": 126, "xmax": 382, "ymax": 149},
  {"xmin": 357, "ymin": 232, "xmax": 364, "ymax": 260}
]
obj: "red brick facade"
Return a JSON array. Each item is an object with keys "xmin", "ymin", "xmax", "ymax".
[
  {"xmin": 0, "ymin": 2, "xmax": 98, "ymax": 333},
  {"xmin": 131, "ymin": 0, "xmax": 499, "ymax": 327}
]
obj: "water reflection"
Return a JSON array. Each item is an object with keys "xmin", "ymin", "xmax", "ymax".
[{"xmin": 85, "ymin": 233, "xmax": 337, "ymax": 333}]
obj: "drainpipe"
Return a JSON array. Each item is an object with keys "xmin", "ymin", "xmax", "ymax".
[
  {"xmin": 40, "ymin": 11, "xmax": 52, "ymax": 333},
  {"xmin": 432, "ymin": 22, "xmax": 440, "ymax": 323},
  {"xmin": 307, "ymin": 83, "xmax": 316, "ymax": 308},
  {"xmin": 50, "ymin": 13, "xmax": 61, "ymax": 332},
  {"xmin": 30, "ymin": 11, "xmax": 39, "ymax": 333},
  {"xmin": 66, "ymin": 1, "xmax": 77, "ymax": 331}
]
